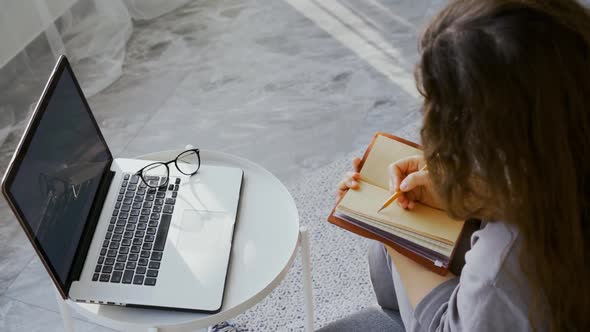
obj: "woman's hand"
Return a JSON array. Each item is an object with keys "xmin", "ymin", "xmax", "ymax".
[
  {"xmin": 336, "ymin": 157, "xmax": 362, "ymax": 201},
  {"xmin": 389, "ymin": 155, "xmax": 443, "ymax": 210}
]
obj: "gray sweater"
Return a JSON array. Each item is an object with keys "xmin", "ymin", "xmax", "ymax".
[{"xmin": 394, "ymin": 221, "xmax": 547, "ymax": 331}]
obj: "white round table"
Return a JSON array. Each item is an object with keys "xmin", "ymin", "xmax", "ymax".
[{"xmin": 55, "ymin": 149, "xmax": 314, "ymax": 332}]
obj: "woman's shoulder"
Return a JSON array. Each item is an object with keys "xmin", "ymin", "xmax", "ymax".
[{"xmin": 463, "ymin": 221, "xmax": 521, "ymax": 285}]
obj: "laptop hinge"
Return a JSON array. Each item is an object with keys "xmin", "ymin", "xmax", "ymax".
[{"xmin": 67, "ymin": 166, "xmax": 116, "ymax": 290}]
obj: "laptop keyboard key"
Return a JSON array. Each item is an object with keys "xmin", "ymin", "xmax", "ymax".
[
  {"xmin": 131, "ymin": 245, "xmax": 140, "ymax": 253},
  {"xmin": 105, "ymin": 232, "xmax": 112, "ymax": 240},
  {"xmin": 142, "ymin": 243, "xmax": 152, "ymax": 250},
  {"xmin": 107, "ymin": 250, "xmax": 117, "ymax": 257},
  {"xmin": 147, "ymin": 269, "xmax": 158, "ymax": 278},
  {"xmin": 119, "ymin": 246, "xmax": 129, "ymax": 254},
  {"xmin": 154, "ymin": 214, "xmax": 172, "ymax": 251},
  {"xmin": 92, "ymin": 273, "xmax": 99, "ymax": 281},
  {"xmin": 111, "ymin": 271, "xmax": 122, "ymax": 283},
  {"xmin": 132, "ymin": 202, "xmax": 142, "ymax": 209},
  {"xmin": 122, "ymin": 238, "xmax": 132, "ymax": 246},
  {"xmin": 136, "ymin": 266, "xmax": 147, "ymax": 274},
  {"xmin": 133, "ymin": 275, "xmax": 144, "ymax": 285},
  {"xmin": 112, "ymin": 234, "xmax": 122, "ymax": 241},
  {"xmin": 151, "ymin": 251, "xmax": 162, "ymax": 261},
  {"xmin": 122, "ymin": 270, "xmax": 134, "ymax": 284},
  {"xmin": 140, "ymin": 251, "xmax": 150, "ymax": 258},
  {"xmin": 102, "ymin": 265, "xmax": 113, "ymax": 274},
  {"xmin": 126, "ymin": 261, "xmax": 137, "ymax": 270},
  {"xmin": 129, "ymin": 175, "xmax": 139, "ymax": 184},
  {"xmin": 124, "ymin": 231, "xmax": 133, "ymax": 239},
  {"xmin": 114, "ymin": 263, "xmax": 125, "ymax": 271},
  {"xmin": 121, "ymin": 205, "xmax": 130, "ymax": 212},
  {"xmin": 105, "ymin": 257, "xmax": 115, "ymax": 265},
  {"xmin": 123, "ymin": 197, "xmax": 133, "ymax": 205},
  {"xmin": 95, "ymin": 265, "xmax": 102, "ymax": 273},
  {"xmin": 156, "ymin": 192, "xmax": 165, "ymax": 199},
  {"xmin": 147, "ymin": 227, "xmax": 156, "ymax": 235},
  {"xmin": 145, "ymin": 278, "xmax": 157, "ymax": 286},
  {"xmin": 117, "ymin": 254, "xmax": 127, "ymax": 262},
  {"xmin": 163, "ymin": 205, "xmax": 173, "ymax": 214},
  {"xmin": 175, "ymin": 178, "xmax": 181, "ymax": 184},
  {"xmin": 145, "ymin": 235, "xmax": 155, "ymax": 243},
  {"xmin": 100, "ymin": 274, "xmax": 110, "ymax": 282},
  {"xmin": 100, "ymin": 248, "xmax": 107, "ymax": 256},
  {"xmin": 117, "ymin": 194, "xmax": 123, "ymax": 201},
  {"xmin": 138, "ymin": 258, "xmax": 148, "ymax": 266},
  {"xmin": 172, "ymin": 192, "xmax": 177, "ymax": 198},
  {"xmin": 154, "ymin": 198, "xmax": 164, "ymax": 206},
  {"xmin": 149, "ymin": 261, "xmax": 160, "ymax": 269},
  {"xmin": 128, "ymin": 254, "xmax": 138, "ymax": 261},
  {"xmin": 165, "ymin": 198, "xmax": 176, "ymax": 205},
  {"xmin": 98, "ymin": 256, "xmax": 105, "ymax": 264}
]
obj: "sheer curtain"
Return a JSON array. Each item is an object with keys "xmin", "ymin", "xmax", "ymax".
[{"xmin": 0, "ymin": 0, "xmax": 189, "ymax": 149}]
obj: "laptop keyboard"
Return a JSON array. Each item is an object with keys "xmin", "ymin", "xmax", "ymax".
[{"xmin": 92, "ymin": 173, "xmax": 180, "ymax": 286}]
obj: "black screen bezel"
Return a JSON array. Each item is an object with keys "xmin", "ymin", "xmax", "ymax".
[{"xmin": 0, "ymin": 56, "xmax": 113, "ymax": 297}]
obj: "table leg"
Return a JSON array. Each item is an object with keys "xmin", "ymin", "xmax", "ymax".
[
  {"xmin": 299, "ymin": 226, "xmax": 315, "ymax": 332},
  {"xmin": 55, "ymin": 287, "xmax": 74, "ymax": 332}
]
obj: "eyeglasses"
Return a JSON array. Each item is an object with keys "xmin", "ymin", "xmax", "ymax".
[{"xmin": 136, "ymin": 149, "xmax": 201, "ymax": 188}]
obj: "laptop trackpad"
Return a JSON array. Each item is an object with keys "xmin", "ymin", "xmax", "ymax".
[{"xmin": 177, "ymin": 210, "xmax": 233, "ymax": 252}]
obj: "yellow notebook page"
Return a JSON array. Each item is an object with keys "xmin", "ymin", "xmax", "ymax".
[
  {"xmin": 338, "ymin": 181, "xmax": 463, "ymax": 245},
  {"xmin": 361, "ymin": 135, "xmax": 422, "ymax": 189}
]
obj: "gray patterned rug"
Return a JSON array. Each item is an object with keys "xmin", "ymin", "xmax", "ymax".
[{"xmin": 230, "ymin": 125, "xmax": 420, "ymax": 331}]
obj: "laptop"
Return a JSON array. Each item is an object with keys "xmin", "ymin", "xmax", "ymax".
[{"xmin": 1, "ymin": 56, "xmax": 243, "ymax": 313}]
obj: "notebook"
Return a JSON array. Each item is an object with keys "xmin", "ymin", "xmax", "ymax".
[{"xmin": 328, "ymin": 132, "xmax": 466, "ymax": 275}]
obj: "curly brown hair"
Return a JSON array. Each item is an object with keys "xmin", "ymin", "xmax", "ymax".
[{"xmin": 417, "ymin": 0, "xmax": 590, "ymax": 330}]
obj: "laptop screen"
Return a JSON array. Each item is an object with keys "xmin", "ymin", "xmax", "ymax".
[{"xmin": 5, "ymin": 60, "xmax": 112, "ymax": 287}]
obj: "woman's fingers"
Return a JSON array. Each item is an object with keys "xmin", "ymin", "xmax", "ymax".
[
  {"xmin": 337, "ymin": 173, "xmax": 360, "ymax": 191},
  {"xmin": 389, "ymin": 156, "xmax": 423, "ymax": 193},
  {"xmin": 399, "ymin": 171, "xmax": 430, "ymax": 192}
]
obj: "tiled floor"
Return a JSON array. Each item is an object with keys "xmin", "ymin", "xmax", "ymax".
[{"xmin": 0, "ymin": 0, "xmax": 443, "ymax": 330}]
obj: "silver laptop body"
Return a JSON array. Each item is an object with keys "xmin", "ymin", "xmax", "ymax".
[{"xmin": 1, "ymin": 56, "xmax": 243, "ymax": 313}]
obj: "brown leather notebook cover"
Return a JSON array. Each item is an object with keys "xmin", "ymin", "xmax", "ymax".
[{"xmin": 328, "ymin": 132, "xmax": 466, "ymax": 276}]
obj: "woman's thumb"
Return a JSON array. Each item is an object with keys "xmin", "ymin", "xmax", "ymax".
[{"xmin": 399, "ymin": 171, "xmax": 429, "ymax": 192}]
